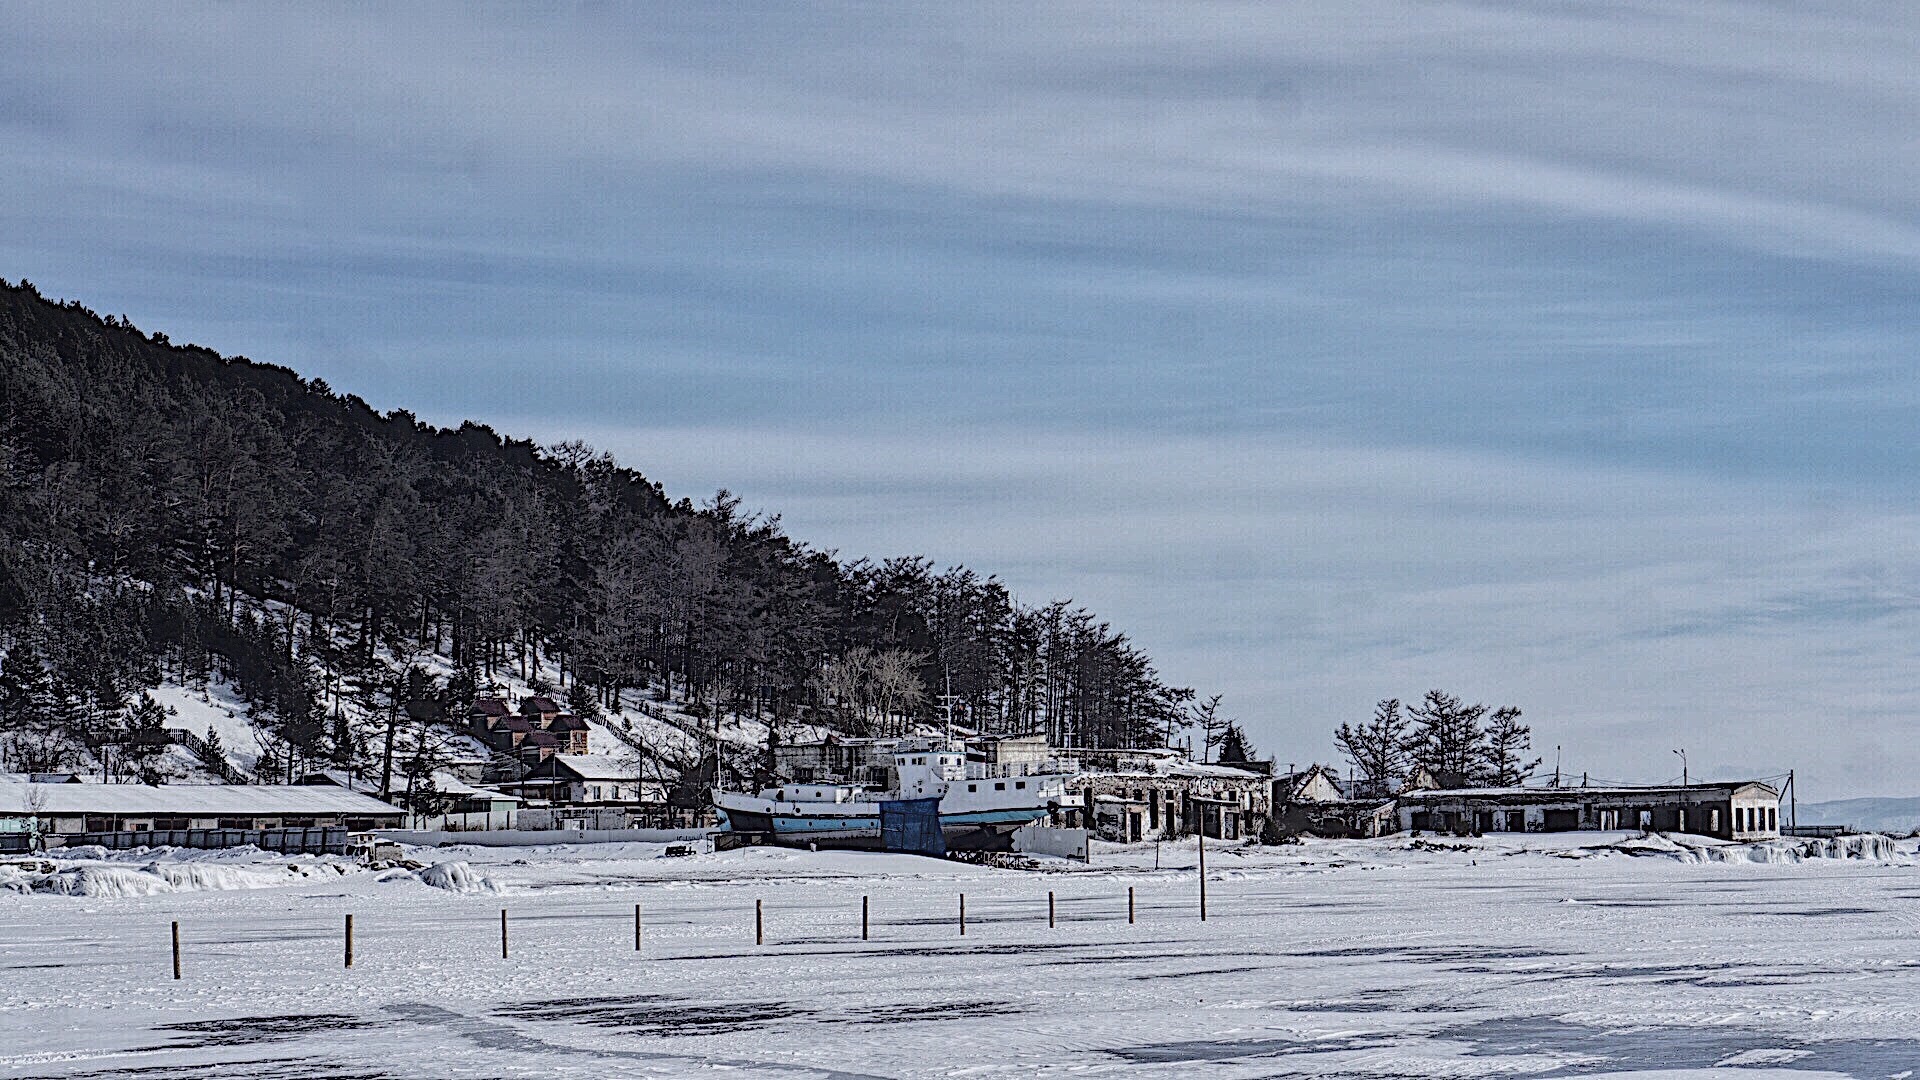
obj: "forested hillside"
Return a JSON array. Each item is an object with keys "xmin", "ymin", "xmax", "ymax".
[{"xmin": 0, "ymin": 280, "xmax": 1197, "ymax": 788}]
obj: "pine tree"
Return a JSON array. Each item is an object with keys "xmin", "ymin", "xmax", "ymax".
[
  {"xmin": 1405, "ymin": 690, "xmax": 1488, "ymax": 788},
  {"xmin": 1188, "ymin": 694, "xmax": 1229, "ymax": 762},
  {"xmin": 565, "ymin": 680, "xmax": 603, "ymax": 721},
  {"xmin": 1482, "ymin": 706, "xmax": 1540, "ymax": 787},
  {"xmin": 1216, "ymin": 722, "xmax": 1254, "ymax": 763},
  {"xmin": 0, "ymin": 638, "xmax": 55, "ymax": 770},
  {"xmin": 1335, "ymin": 698, "xmax": 1411, "ymax": 797}
]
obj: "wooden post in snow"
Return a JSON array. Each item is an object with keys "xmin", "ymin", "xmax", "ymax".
[
  {"xmin": 344, "ymin": 914, "xmax": 354, "ymax": 969},
  {"xmin": 171, "ymin": 920, "xmax": 181, "ymax": 980},
  {"xmin": 1048, "ymin": 890, "xmax": 1056, "ymax": 928},
  {"xmin": 500, "ymin": 908, "xmax": 509, "ymax": 959},
  {"xmin": 1198, "ymin": 833, "xmax": 1208, "ymax": 921},
  {"xmin": 1128, "ymin": 886, "xmax": 1135, "ymax": 924},
  {"xmin": 862, "ymin": 895, "xmax": 869, "ymax": 941},
  {"xmin": 959, "ymin": 893, "xmax": 966, "ymax": 936},
  {"xmin": 634, "ymin": 903, "xmax": 642, "ymax": 953},
  {"xmin": 755, "ymin": 899, "xmax": 764, "ymax": 945}
]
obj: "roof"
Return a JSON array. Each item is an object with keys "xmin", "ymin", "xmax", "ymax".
[
  {"xmin": 521, "ymin": 696, "xmax": 561, "ymax": 714},
  {"xmin": 0, "ymin": 782, "xmax": 405, "ymax": 817},
  {"xmin": 1164, "ymin": 761, "xmax": 1267, "ymax": 781},
  {"xmin": 1396, "ymin": 781, "xmax": 1780, "ymax": 801},
  {"xmin": 521, "ymin": 731, "xmax": 559, "ymax": 747},
  {"xmin": 471, "ymin": 698, "xmax": 510, "ymax": 716},
  {"xmin": 544, "ymin": 754, "xmax": 641, "ymax": 781},
  {"xmin": 495, "ymin": 717, "xmax": 534, "ymax": 732},
  {"xmin": 549, "ymin": 715, "xmax": 589, "ymax": 731},
  {"xmin": 1277, "ymin": 765, "xmax": 1347, "ymax": 799},
  {"xmin": 422, "ymin": 771, "xmax": 522, "ymax": 803}
]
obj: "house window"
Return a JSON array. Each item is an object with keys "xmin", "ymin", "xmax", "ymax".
[
  {"xmin": 995, "ymin": 782, "xmax": 1006, "ymax": 791},
  {"xmin": 1016, "ymin": 781, "xmax": 1026, "ymax": 790},
  {"xmin": 967, "ymin": 784, "xmax": 977, "ymax": 792},
  {"xmin": 1767, "ymin": 807, "xmax": 1777, "ymax": 830}
]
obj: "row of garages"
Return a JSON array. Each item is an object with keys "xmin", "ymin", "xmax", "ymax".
[{"xmin": 1393, "ymin": 781, "xmax": 1783, "ymax": 840}]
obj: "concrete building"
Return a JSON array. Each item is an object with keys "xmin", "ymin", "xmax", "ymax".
[
  {"xmin": 0, "ymin": 781, "xmax": 405, "ymax": 841},
  {"xmin": 1065, "ymin": 759, "xmax": 1273, "ymax": 842},
  {"xmin": 1394, "ymin": 781, "xmax": 1782, "ymax": 840},
  {"xmin": 965, "ymin": 732, "xmax": 1053, "ymax": 772}
]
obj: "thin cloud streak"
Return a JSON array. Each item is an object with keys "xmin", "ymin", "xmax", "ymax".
[
  {"xmin": 3, "ymin": 4, "xmax": 1918, "ymax": 793},
  {"xmin": 557, "ymin": 422, "xmax": 1920, "ymax": 796}
]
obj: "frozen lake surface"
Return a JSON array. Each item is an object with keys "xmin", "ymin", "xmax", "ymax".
[{"xmin": 4, "ymin": 833, "xmax": 1919, "ymax": 1078}]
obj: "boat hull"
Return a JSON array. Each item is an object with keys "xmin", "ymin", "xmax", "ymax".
[{"xmin": 715, "ymin": 804, "xmax": 1049, "ymax": 852}]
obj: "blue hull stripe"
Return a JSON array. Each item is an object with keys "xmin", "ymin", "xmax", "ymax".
[{"xmin": 743, "ymin": 807, "xmax": 1047, "ymax": 837}]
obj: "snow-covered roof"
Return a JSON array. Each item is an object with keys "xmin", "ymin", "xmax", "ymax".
[
  {"xmin": 423, "ymin": 772, "xmax": 522, "ymax": 803},
  {"xmin": 1164, "ymin": 761, "xmax": 1267, "ymax": 780},
  {"xmin": 546, "ymin": 754, "xmax": 641, "ymax": 781},
  {"xmin": 0, "ymin": 782, "xmax": 405, "ymax": 816},
  {"xmin": 1396, "ymin": 781, "xmax": 1780, "ymax": 801}
]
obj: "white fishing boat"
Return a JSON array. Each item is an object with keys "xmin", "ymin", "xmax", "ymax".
[{"xmin": 712, "ymin": 739, "xmax": 1071, "ymax": 852}]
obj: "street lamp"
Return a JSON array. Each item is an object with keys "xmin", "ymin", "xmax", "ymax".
[{"xmin": 1672, "ymin": 748, "xmax": 1687, "ymax": 788}]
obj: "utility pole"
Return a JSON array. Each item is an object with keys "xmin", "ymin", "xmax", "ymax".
[
  {"xmin": 1789, "ymin": 768, "xmax": 1796, "ymax": 833},
  {"xmin": 1553, "ymin": 746, "xmax": 1561, "ymax": 788},
  {"xmin": 1673, "ymin": 748, "xmax": 1687, "ymax": 788}
]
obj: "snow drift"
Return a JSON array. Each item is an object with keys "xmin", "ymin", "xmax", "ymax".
[
  {"xmin": 1606, "ymin": 832, "xmax": 1901, "ymax": 865},
  {"xmin": 412, "ymin": 860, "xmax": 498, "ymax": 894},
  {"xmin": 13, "ymin": 862, "xmax": 305, "ymax": 897}
]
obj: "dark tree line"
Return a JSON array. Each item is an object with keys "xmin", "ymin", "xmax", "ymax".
[
  {"xmin": 1335, "ymin": 690, "xmax": 1539, "ymax": 795},
  {"xmin": 0, "ymin": 281, "xmax": 1197, "ymax": 783}
]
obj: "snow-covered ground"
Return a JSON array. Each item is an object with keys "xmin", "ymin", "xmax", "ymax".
[{"xmin": 4, "ymin": 833, "xmax": 1920, "ymax": 1078}]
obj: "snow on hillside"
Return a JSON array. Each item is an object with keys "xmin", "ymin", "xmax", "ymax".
[
  {"xmin": 426, "ymin": 643, "xmax": 833, "ymax": 774},
  {"xmin": 147, "ymin": 678, "xmax": 266, "ymax": 776},
  {"xmin": 111, "ymin": 592, "xmax": 907, "ymax": 787}
]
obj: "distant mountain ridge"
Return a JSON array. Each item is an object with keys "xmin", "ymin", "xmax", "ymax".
[{"xmin": 1794, "ymin": 797, "xmax": 1920, "ymax": 835}]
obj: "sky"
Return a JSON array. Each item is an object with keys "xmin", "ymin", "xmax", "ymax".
[{"xmin": 4, "ymin": 3, "xmax": 1918, "ymax": 798}]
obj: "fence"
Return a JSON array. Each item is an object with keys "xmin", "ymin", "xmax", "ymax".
[
  {"xmin": 55, "ymin": 826, "xmax": 348, "ymax": 855},
  {"xmin": 163, "ymin": 728, "xmax": 250, "ymax": 784}
]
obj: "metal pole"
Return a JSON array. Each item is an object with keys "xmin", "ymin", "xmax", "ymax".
[
  {"xmin": 171, "ymin": 921, "xmax": 181, "ymax": 980},
  {"xmin": 1198, "ymin": 833, "xmax": 1207, "ymax": 921},
  {"xmin": 500, "ymin": 909, "xmax": 508, "ymax": 959},
  {"xmin": 344, "ymin": 914, "xmax": 353, "ymax": 969}
]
